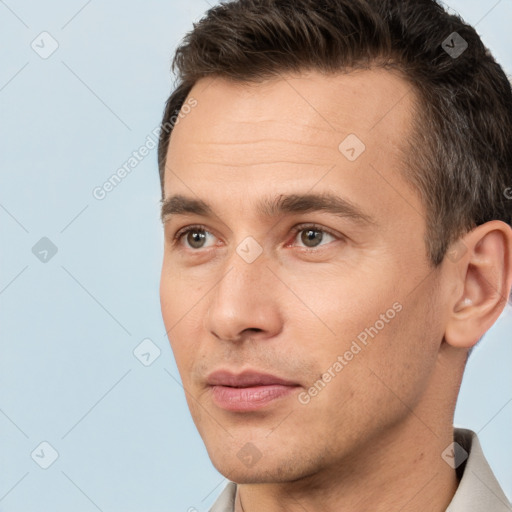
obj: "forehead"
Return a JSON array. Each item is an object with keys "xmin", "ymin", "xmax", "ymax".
[
  {"xmin": 170, "ymin": 68, "xmax": 414, "ymax": 154},
  {"xmin": 163, "ymin": 68, "xmax": 421, "ymax": 226}
]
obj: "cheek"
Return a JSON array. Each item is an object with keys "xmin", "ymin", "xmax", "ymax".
[
  {"xmin": 292, "ymin": 307, "xmax": 434, "ymax": 453},
  {"xmin": 160, "ymin": 255, "xmax": 203, "ymax": 329},
  {"xmin": 289, "ymin": 267, "xmax": 436, "ymax": 419},
  {"xmin": 285, "ymin": 261, "xmax": 400, "ymax": 355},
  {"xmin": 351, "ymin": 293, "xmax": 440, "ymax": 416},
  {"xmin": 159, "ymin": 263, "xmax": 200, "ymax": 374},
  {"xmin": 160, "ymin": 269, "xmax": 177, "ymax": 347}
]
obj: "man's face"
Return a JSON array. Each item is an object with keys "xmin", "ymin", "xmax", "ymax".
[{"xmin": 160, "ymin": 69, "xmax": 450, "ymax": 482}]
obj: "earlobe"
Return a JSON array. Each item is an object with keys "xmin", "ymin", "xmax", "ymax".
[{"xmin": 444, "ymin": 221, "xmax": 512, "ymax": 349}]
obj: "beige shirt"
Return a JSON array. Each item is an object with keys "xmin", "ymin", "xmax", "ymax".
[{"xmin": 210, "ymin": 429, "xmax": 511, "ymax": 511}]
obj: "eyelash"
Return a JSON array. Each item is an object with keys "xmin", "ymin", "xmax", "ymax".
[{"xmin": 172, "ymin": 223, "xmax": 342, "ymax": 251}]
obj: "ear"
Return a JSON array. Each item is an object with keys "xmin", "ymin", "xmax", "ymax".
[{"xmin": 444, "ymin": 220, "xmax": 512, "ymax": 349}]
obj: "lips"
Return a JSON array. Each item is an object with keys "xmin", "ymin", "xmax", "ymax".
[
  {"xmin": 207, "ymin": 370, "xmax": 298, "ymax": 387},
  {"xmin": 207, "ymin": 370, "xmax": 300, "ymax": 411}
]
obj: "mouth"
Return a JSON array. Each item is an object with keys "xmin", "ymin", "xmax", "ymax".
[{"xmin": 206, "ymin": 370, "xmax": 301, "ymax": 412}]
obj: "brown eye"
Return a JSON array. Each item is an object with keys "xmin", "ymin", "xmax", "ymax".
[
  {"xmin": 300, "ymin": 228, "xmax": 325, "ymax": 248},
  {"xmin": 293, "ymin": 224, "xmax": 338, "ymax": 249},
  {"xmin": 186, "ymin": 229, "xmax": 208, "ymax": 249},
  {"xmin": 174, "ymin": 225, "xmax": 216, "ymax": 250}
]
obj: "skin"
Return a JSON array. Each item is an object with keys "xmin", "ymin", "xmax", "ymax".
[{"xmin": 159, "ymin": 69, "xmax": 512, "ymax": 512}]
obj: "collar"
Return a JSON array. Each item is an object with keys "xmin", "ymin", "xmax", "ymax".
[{"xmin": 446, "ymin": 428, "xmax": 511, "ymax": 511}]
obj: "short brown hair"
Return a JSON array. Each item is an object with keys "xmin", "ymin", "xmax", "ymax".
[{"xmin": 157, "ymin": 0, "xmax": 512, "ymax": 267}]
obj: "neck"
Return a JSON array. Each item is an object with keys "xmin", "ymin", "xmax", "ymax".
[{"xmin": 235, "ymin": 417, "xmax": 459, "ymax": 512}]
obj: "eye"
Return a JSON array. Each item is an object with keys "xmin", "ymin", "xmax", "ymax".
[
  {"xmin": 173, "ymin": 225, "xmax": 217, "ymax": 250},
  {"xmin": 172, "ymin": 223, "xmax": 341, "ymax": 251},
  {"xmin": 289, "ymin": 224, "xmax": 339, "ymax": 250}
]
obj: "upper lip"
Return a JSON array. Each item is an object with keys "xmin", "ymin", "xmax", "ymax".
[{"xmin": 207, "ymin": 370, "xmax": 299, "ymax": 388}]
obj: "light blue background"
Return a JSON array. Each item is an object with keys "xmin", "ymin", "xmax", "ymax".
[{"xmin": 0, "ymin": 1, "xmax": 510, "ymax": 510}]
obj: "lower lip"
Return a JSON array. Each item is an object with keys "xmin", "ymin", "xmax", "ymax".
[{"xmin": 210, "ymin": 384, "xmax": 299, "ymax": 411}]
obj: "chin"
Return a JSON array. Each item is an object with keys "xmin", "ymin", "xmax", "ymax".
[{"xmin": 209, "ymin": 453, "xmax": 311, "ymax": 484}]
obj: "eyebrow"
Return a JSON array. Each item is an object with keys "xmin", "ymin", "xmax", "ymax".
[{"xmin": 160, "ymin": 192, "xmax": 376, "ymax": 227}]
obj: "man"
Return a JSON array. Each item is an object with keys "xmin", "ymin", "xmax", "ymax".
[{"xmin": 157, "ymin": 0, "xmax": 512, "ymax": 510}]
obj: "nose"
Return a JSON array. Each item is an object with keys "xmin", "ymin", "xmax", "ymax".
[{"xmin": 204, "ymin": 246, "xmax": 283, "ymax": 343}]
